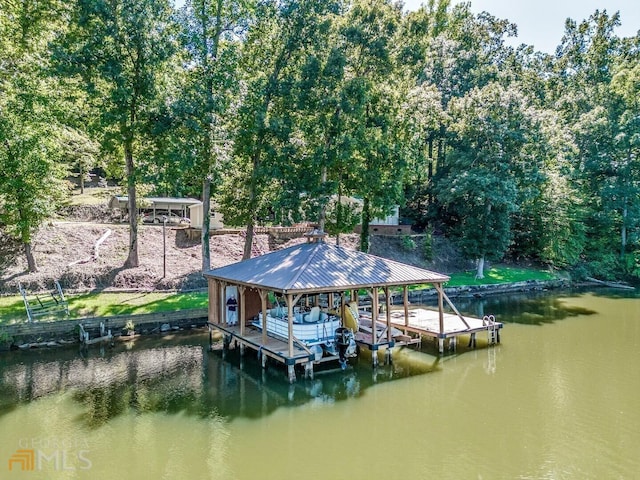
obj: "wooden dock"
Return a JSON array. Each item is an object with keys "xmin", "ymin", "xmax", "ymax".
[
  {"xmin": 387, "ymin": 308, "xmax": 502, "ymax": 352},
  {"xmin": 208, "ymin": 323, "xmax": 323, "ymax": 381}
]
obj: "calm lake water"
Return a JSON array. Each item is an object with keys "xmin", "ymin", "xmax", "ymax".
[{"xmin": 1, "ymin": 289, "xmax": 639, "ymax": 480}]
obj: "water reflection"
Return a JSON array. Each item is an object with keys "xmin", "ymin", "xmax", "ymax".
[
  {"xmin": 3, "ymin": 288, "xmax": 598, "ymax": 426},
  {"xmin": 0, "ymin": 332, "xmax": 445, "ymax": 427},
  {"xmin": 431, "ymin": 288, "xmax": 600, "ymax": 324}
]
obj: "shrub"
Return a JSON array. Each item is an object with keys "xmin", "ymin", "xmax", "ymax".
[{"xmin": 401, "ymin": 235, "xmax": 416, "ymax": 251}]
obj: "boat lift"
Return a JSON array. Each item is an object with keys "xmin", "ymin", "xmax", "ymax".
[{"xmin": 19, "ymin": 281, "xmax": 69, "ymax": 322}]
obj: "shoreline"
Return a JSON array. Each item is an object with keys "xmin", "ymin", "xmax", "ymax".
[{"xmin": 1, "ymin": 278, "xmax": 634, "ymax": 352}]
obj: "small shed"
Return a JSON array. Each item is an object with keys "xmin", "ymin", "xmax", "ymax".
[
  {"xmin": 188, "ymin": 202, "xmax": 225, "ymax": 230},
  {"xmin": 109, "ymin": 196, "xmax": 201, "ymax": 221}
]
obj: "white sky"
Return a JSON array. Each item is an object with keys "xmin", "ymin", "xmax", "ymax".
[{"xmin": 403, "ymin": 0, "xmax": 640, "ymax": 53}]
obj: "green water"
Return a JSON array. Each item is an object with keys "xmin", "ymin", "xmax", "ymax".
[{"xmin": 1, "ymin": 289, "xmax": 639, "ymax": 479}]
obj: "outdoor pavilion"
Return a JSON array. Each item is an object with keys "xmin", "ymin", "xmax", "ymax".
[{"xmin": 204, "ymin": 231, "xmax": 498, "ymax": 381}]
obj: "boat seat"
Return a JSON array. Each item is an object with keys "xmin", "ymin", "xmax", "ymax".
[{"xmin": 308, "ymin": 306, "xmax": 320, "ymax": 323}]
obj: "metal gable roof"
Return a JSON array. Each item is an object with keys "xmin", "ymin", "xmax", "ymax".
[{"xmin": 204, "ymin": 241, "xmax": 450, "ymax": 293}]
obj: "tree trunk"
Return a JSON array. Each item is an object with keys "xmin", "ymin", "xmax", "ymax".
[
  {"xmin": 621, "ymin": 201, "xmax": 627, "ymax": 258},
  {"xmin": 199, "ymin": 0, "xmax": 224, "ymax": 272},
  {"xmin": 25, "ymin": 242, "xmax": 38, "ymax": 273},
  {"xmin": 243, "ymin": 217, "xmax": 255, "ymax": 260},
  {"xmin": 427, "ymin": 137, "xmax": 433, "ymax": 205},
  {"xmin": 79, "ymin": 164, "xmax": 85, "ymax": 195},
  {"xmin": 336, "ymin": 182, "xmax": 343, "ymax": 246},
  {"xmin": 318, "ymin": 165, "xmax": 327, "ymax": 232},
  {"xmin": 124, "ymin": 140, "xmax": 139, "ymax": 268},
  {"xmin": 360, "ymin": 197, "xmax": 371, "ymax": 253},
  {"xmin": 476, "ymin": 255, "xmax": 485, "ymax": 279},
  {"xmin": 202, "ymin": 176, "xmax": 212, "ymax": 271}
]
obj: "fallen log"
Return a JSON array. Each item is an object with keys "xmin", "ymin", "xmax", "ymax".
[{"xmin": 585, "ymin": 277, "xmax": 635, "ymax": 290}]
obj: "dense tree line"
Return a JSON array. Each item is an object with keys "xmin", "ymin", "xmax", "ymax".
[{"xmin": 1, "ymin": 0, "xmax": 638, "ymax": 282}]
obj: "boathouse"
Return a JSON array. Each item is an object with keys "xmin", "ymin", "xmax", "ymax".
[{"xmin": 204, "ymin": 231, "xmax": 501, "ymax": 381}]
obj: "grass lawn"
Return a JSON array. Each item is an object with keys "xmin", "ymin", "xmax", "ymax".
[
  {"xmin": 446, "ymin": 265, "xmax": 557, "ymax": 287},
  {"xmin": 0, "ymin": 265, "xmax": 557, "ymax": 326},
  {"xmin": 401, "ymin": 264, "xmax": 558, "ymax": 292},
  {"xmin": 0, "ymin": 291, "xmax": 208, "ymax": 326}
]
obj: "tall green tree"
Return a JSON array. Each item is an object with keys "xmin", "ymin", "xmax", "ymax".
[
  {"xmin": 435, "ymin": 83, "xmax": 535, "ymax": 278},
  {"xmin": 174, "ymin": 0, "xmax": 250, "ymax": 271},
  {"xmin": 223, "ymin": 0, "xmax": 339, "ymax": 259},
  {"xmin": 60, "ymin": 0, "xmax": 178, "ymax": 268},
  {"xmin": 552, "ymin": 11, "xmax": 639, "ymax": 277},
  {"xmin": 339, "ymin": 0, "xmax": 404, "ymax": 252},
  {"xmin": 0, "ymin": 0, "xmax": 69, "ymax": 272}
]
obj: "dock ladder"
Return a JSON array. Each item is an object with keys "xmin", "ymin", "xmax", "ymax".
[
  {"xmin": 19, "ymin": 281, "xmax": 69, "ymax": 322},
  {"xmin": 483, "ymin": 315, "xmax": 499, "ymax": 345}
]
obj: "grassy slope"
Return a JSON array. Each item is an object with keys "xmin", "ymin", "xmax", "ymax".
[
  {"xmin": 0, "ymin": 291, "xmax": 208, "ymax": 326},
  {"xmin": 0, "ymin": 265, "xmax": 556, "ymax": 325}
]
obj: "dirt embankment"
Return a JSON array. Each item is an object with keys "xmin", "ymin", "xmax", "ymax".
[
  {"xmin": 1, "ymin": 222, "xmax": 371, "ymax": 294},
  {"xmin": 1, "ymin": 210, "xmax": 468, "ymax": 295}
]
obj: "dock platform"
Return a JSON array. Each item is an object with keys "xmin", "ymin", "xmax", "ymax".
[
  {"xmin": 208, "ymin": 322, "xmax": 325, "ymax": 381},
  {"xmin": 388, "ymin": 308, "xmax": 502, "ymax": 351}
]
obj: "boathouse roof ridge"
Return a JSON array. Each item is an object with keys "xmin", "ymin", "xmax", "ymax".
[{"xmin": 204, "ymin": 242, "xmax": 450, "ymax": 293}]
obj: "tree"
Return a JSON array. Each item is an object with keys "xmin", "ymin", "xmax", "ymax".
[
  {"xmin": 224, "ymin": 0, "xmax": 340, "ymax": 259},
  {"xmin": 0, "ymin": 0, "xmax": 69, "ymax": 272},
  {"xmin": 59, "ymin": 0, "xmax": 178, "ymax": 268},
  {"xmin": 551, "ymin": 11, "xmax": 640, "ymax": 278},
  {"xmin": 174, "ymin": 0, "xmax": 250, "ymax": 271},
  {"xmin": 337, "ymin": 0, "xmax": 405, "ymax": 252},
  {"xmin": 59, "ymin": 126, "xmax": 100, "ymax": 194},
  {"xmin": 435, "ymin": 83, "xmax": 533, "ymax": 278}
]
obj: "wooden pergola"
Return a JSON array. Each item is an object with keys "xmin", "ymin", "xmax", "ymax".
[{"xmin": 204, "ymin": 232, "xmax": 500, "ymax": 381}]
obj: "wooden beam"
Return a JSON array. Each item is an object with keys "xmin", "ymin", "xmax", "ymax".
[
  {"xmin": 238, "ymin": 285, "xmax": 246, "ymax": 336},
  {"xmin": 259, "ymin": 289, "xmax": 268, "ymax": 346},
  {"xmin": 435, "ymin": 283, "xmax": 445, "ymax": 335},
  {"xmin": 287, "ymin": 293, "xmax": 294, "ymax": 358},
  {"xmin": 219, "ymin": 282, "xmax": 227, "ymax": 326},
  {"xmin": 208, "ymin": 279, "xmax": 218, "ymax": 324},
  {"xmin": 403, "ymin": 285, "xmax": 409, "ymax": 334},
  {"xmin": 384, "ymin": 286, "xmax": 392, "ymax": 342},
  {"xmin": 368, "ymin": 288, "xmax": 379, "ymax": 345},
  {"xmin": 291, "ymin": 293, "xmax": 304, "ymax": 307},
  {"xmin": 441, "ymin": 290, "xmax": 471, "ymax": 329}
]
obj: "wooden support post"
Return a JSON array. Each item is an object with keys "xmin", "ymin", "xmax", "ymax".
[
  {"xmin": 438, "ymin": 337, "xmax": 444, "ymax": 354},
  {"xmin": 305, "ymin": 361, "xmax": 314, "ymax": 379},
  {"xmin": 287, "ymin": 364, "xmax": 296, "ymax": 383},
  {"xmin": 385, "ymin": 286, "xmax": 392, "ymax": 343},
  {"xmin": 435, "ymin": 283, "xmax": 445, "ymax": 339},
  {"xmin": 287, "ymin": 293, "xmax": 294, "ymax": 358},
  {"xmin": 403, "ymin": 286, "xmax": 409, "ymax": 334},
  {"xmin": 219, "ymin": 282, "xmax": 227, "ymax": 326},
  {"xmin": 370, "ymin": 287, "xmax": 380, "ymax": 368},
  {"xmin": 259, "ymin": 289, "xmax": 268, "ymax": 347},
  {"xmin": 208, "ymin": 279, "xmax": 219, "ymax": 324},
  {"xmin": 369, "ymin": 288, "xmax": 379, "ymax": 345},
  {"xmin": 238, "ymin": 285, "xmax": 246, "ymax": 336}
]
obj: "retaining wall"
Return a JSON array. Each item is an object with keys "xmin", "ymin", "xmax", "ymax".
[{"xmin": 0, "ymin": 308, "xmax": 208, "ymax": 347}]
